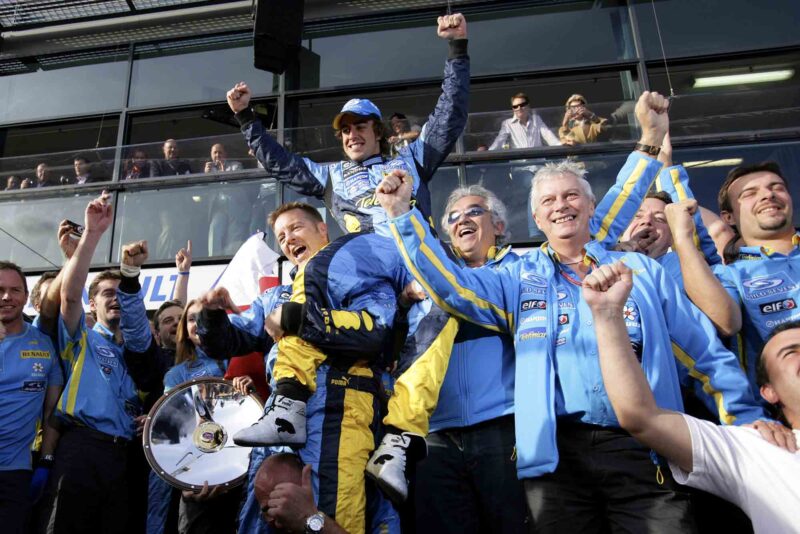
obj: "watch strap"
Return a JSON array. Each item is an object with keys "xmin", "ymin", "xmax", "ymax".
[{"xmin": 634, "ymin": 142, "xmax": 661, "ymax": 156}]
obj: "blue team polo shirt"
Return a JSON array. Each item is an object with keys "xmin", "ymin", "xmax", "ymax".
[
  {"xmin": 56, "ymin": 314, "xmax": 140, "ymax": 439},
  {"xmin": 163, "ymin": 347, "xmax": 226, "ymax": 392},
  {"xmin": 0, "ymin": 322, "xmax": 63, "ymax": 470},
  {"xmin": 546, "ymin": 249, "xmax": 643, "ymax": 425}
]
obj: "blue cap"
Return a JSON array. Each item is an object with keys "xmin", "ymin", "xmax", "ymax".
[{"xmin": 332, "ymin": 98, "xmax": 382, "ymax": 129}]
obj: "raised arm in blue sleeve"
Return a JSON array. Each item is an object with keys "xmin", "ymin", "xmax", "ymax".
[
  {"xmin": 655, "ymin": 260, "xmax": 767, "ymax": 425},
  {"xmin": 590, "ymin": 152, "xmax": 663, "ymax": 248},
  {"xmin": 236, "ymin": 109, "xmax": 330, "ymax": 198},
  {"xmin": 117, "ymin": 274, "xmax": 154, "ymax": 354},
  {"xmin": 656, "ymin": 165, "xmax": 722, "ymax": 265},
  {"xmin": 389, "ymin": 208, "xmax": 517, "ymax": 334},
  {"xmin": 117, "ymin": 274, "xmax": 166, "ymax": 393},
  {"xmin": 408, "ymin": 39, "xmax": 470, "ymax": 181}
]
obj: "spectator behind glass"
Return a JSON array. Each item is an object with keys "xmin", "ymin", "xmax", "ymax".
[
  {"xmin": 72, "ymin": 154, "xmax": 105, "ymax": 184},
  {"xmin": 35, "ymin": 163, "xmax": 58, "ymax": 187},
  {"xmin": 150, "ymin": 139, "xmax": 192, "ymax": 177},
  {"xmin": 4, "ymin": 175, "xmax": 21, "ymax": 190},
  {"xmin": 204, "ymin": 143, "xmax": 243, "ymax": 174},
  {"xmin": 489, "ymin": 92, "xmax": 561, "ymax": 150},
  {"xmin": 559, "ymin": 94, "xmax": 609, "ymax": 146},
  {"xmin": 388, "ymin": 112, "xmax": 421, "ymax": 156},
  {"xmin": 123, "ymin": 149, "xmax": 151, "ymax": 180}
]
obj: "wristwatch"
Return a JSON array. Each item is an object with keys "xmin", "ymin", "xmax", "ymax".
[
  {"xmin": 305, "ymin": 512, "xmax": 325, "ymax": 533},
  {"xmin": 634, "ymin": 142, "xmax": 661, "ymax": 156}
]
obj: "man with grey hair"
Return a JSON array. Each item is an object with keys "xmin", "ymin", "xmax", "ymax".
[
  {"xmin": 408, "ymin": 183, "xmax": 528, "ymax": 533},
  {"xmin": 377, "ymin": 91, "xmax": 766, "ymax": 532}
]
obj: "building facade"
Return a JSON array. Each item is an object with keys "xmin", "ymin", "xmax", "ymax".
[{"xmin": 1, "ymin": 0, "xmax": 799, "ymax": 286}]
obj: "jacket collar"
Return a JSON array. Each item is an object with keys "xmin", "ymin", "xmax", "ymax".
[{"xmin": 737, "ymin": 233, "xmax": 800, "ymax": 260}]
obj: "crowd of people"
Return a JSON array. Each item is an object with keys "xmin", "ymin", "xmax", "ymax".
[
  {"xmin": 1, "ymin": 141, "xmax": 249, "ymax": 191},
  {"xmin": 1, "ymin": 12, "xmax": 798, "ymax": 534}
]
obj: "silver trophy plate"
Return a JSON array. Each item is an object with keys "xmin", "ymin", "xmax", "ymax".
[{"xmin": 143, "ymin": 377, "xmax": 263, "ymax": 491}]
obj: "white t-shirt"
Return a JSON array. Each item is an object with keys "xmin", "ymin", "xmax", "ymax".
[{"xmin": 669, "ymin": 414, "xmax": 800, "ymax": 534}]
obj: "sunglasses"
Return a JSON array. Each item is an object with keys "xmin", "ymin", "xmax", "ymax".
[
  {"xmin": 511, "ymin": 102, "xmax": 529, "ymax": 110},
  {"xmin": 447, "ymin": 205, "xmax": 488, "ymax": 225}
]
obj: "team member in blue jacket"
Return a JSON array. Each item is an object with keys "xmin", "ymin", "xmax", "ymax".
[
  {"xmin": 395, "ymin": 185, "xmax": 528, "ymax": 534},
  {"xmin": 197, "ymin": 217, "xmax": 402, "ymax": 534},
  {"xmin": 0, "ymin": 262, "xmax": 63, "ymax": 534},
  {"xmin": 236, "ymin": 297, "xmax": 400, "ymax": 534},
  {"xmin": 51, "ymin": 192, "xmax": 151, "ymax": 534},
  {"xmin": 225, "ymin": 13, "xmax": 469, "ymax": 236},
  {"xmin": 592, "ymin": 131, "xmax": 743, "ymax": 338},
  {"xmin": 682, "ymin": 161, "xmax": 800, "ymax": 402},
  {"xmin": 115, "ymin": 241, "xmax": 198, "ymax": 534},
  {"xmin": 376, "ymin": 91, "xmax": 767, "ymax": 532}
]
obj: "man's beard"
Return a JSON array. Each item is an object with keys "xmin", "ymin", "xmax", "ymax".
[{"xmin": 758, "ymin": 213, "xmax": 790, "ymax": 232}]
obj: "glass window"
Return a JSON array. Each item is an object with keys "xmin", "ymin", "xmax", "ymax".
[
  {"xmin": 648, "ymin": 52, "xmax": 800, "ymax": 138},
  {"xmin": 294, "ymin": 4, "xmax": 632, "ymax": 90},
  {"xmin": 465, "ymin": 71, "xmax": 639, "ymax": 151},
  {"xmin": 114, "ymin": 180, "xmax": 277, "ymax": 262},
  {"xmin": 125, "ymin": 104, "xmax": 275, "ymax": 179},
  {"xmin": 0, "ymin": 146, "xmax": 117, "ymax": 189},
  {"xmin": 0, "ymin": 48, "xmax": 128, "ymax": 124},
  {"xmin": 468, "ymin": 4, "xmax": 633, "ymax": 75},
  {"xmin": 0, "ymin": 117, "xmax": 119, "ymax": 159},
  {"xmin": 129, "ymin": 34, "xmax": 277, "ymax": 109},
  {"xmin": 634, "ymin": 0, "xmax": 800, "ymax": 60},
  {"xmin": 119, "ymin": 133, "xmax": 262, "ymax": 181},
  {"xmin": 127, "ymin": 103, "xmax": 276, "ymax": 145},
  {"xmin": 0, "ymin": 192, "xmax": 112, "ymax": 269},
  {"xmin": 294, "ymin": 22, "xmax": 440, "ymax": 90},
  {"xmin": 0, "ymin": 118, "xmax": 119, "ymax": 187}
]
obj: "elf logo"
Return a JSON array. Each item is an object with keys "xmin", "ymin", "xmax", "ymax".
[
  {"xmin": 521, "ymin": 299, "xmax": 547, "ymax": 311},
  {"xmin": 760, "ymin": 298, "xmax": 796, "ymax": 315}
]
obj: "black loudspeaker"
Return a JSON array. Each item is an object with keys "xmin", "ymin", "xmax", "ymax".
[{"xmin": 253, "ymin": 0, "xmax": 305, "ymax": 75}]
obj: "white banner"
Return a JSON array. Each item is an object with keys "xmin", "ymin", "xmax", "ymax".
[{"xmin": 24, "ymin": 264, "xmax": 228, "ymax": 315}]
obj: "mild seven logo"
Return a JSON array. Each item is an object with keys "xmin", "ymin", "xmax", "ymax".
[{"xmin": 743, "ymin": 272, "xmax": 796, "ymax": 300}]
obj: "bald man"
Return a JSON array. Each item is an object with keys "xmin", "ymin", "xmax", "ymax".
[{"xmin": 254, "ymin": 454, "xmax": 345, "ymax": 534}]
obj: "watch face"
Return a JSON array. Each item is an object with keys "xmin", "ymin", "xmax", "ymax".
[{"xmin": 307, "ymin": 513, "xmax": 325, "ymax": 532}]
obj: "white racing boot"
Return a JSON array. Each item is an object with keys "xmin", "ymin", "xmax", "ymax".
[
  {"xmin": 233, "ymin": 395, "xmax": 307, "ymax": 447},
  {"xmin": 366, "ymin": 432, "xmax": 426, "ymax": 503}
]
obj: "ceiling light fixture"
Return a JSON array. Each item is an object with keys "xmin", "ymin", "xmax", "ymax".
[{"xmin": 693, "ymin": 69, "xmax": 795, "ymax": 88}]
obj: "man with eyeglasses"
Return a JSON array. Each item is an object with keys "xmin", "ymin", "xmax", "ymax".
[
  {"xmin": 377, "ymin": 91, "xmax": 768, "ymax": 533},
  {"xmin": 489, "ymin": 92, "xmax": 560, "ymax": 150},
  {"xmin": 402, "ymin": 185, "xmax": 529, "ymax": 533}
]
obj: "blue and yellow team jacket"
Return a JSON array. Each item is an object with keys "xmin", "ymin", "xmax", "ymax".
[
  {"xmin": 0, "ymin": 322, "xmax": 63, "ymax": 470},
  {"xmin": 198, "ymin": 233, "xmax": 409, "ymax": 365},
  {"xmin": 717, "ymin": 236, "xmax": 800, "ymax": 398},
  {"xmin": 427, "ymin": 246, "xmax": 519, "ymax": 432},
  {"xmin": 389, "ymin": 202, "xmax": 766, "ymax": 478},
  {"xmin": 238, "ymin": 40, "xmax": 469, "ymax": 236},
  {"xmin": 591, "ymin": 157, "xmax": 721, "ymax": 287}
]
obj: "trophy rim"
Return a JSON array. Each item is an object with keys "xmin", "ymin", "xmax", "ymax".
[{"xmin": 142, "ymin": 376, "xmax": 264, "ymax": 491}]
